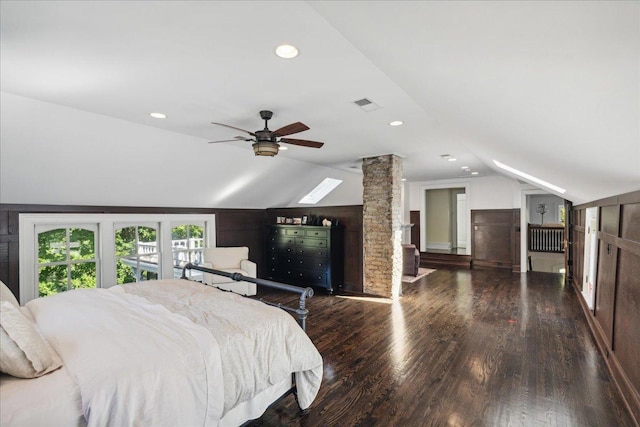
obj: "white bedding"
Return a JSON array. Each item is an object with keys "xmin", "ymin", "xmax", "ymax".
[{"xmin": 1, "ymin": 279, "xmax": 323, "ymax": 426}]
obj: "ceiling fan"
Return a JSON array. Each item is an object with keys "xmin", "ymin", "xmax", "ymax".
[{"xmin": 209, "ymin": 110, "xmax": 324, "ymax": 156}]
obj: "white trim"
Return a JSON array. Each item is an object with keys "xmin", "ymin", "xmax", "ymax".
[
  {"xmin": 19, "ymin": 213, "xmax": 216, "ymax": 304},
  {"xmin": 419, "ymin": 182, "xmax": 471, "ymax": 255},
  {"xmin": 520, "ymin": 189, "xmax": 550, "ymax": 272}
]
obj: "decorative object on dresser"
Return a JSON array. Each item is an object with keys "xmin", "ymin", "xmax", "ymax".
[{"xmin": 267, "ymin": 224, "xmax": 344, "ymax": 294}]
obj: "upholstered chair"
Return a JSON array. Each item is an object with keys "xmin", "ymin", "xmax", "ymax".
[{"xmin": 202, "ymin": 247, "xmax": 257, "ymax": 296}]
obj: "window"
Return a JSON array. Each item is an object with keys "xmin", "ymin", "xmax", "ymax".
[
  {"xmin": 558, "ymin": 205, "xmax": 566, "ymax": 224},
  {"xmin": 171, "ymin": 224, "xmax": 204, "ymax": 279},
  {"xmin": 19, "ymin": 214, "xmax": 215, "ymax": 304},
  {"xmin": 115, "ymin": 225, "xmax": 159, "ymax": 284},
  {"xmin": 37, "ymin": 226, "xmax": 98, "ymax": 297},
  {"xmin": 299, "ymin": 178, "xmax": 343, "ymax": 204}
]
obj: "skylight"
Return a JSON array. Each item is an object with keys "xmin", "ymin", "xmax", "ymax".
[
  {"xmin": 493, "ymin": 160, "xmax": 566, "ymax": 194},
  {"xmin": 299, "ymin": 178, "xmax": 343, "ymax": 204}
]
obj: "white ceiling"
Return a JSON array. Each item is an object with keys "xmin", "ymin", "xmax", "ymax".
[{"xmin": 1, "ymin": 0, "xmax": 638, "ymax": 204}]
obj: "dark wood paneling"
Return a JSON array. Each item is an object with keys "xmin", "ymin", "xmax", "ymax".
[
  {"xmin": 0, "ymin": 204, "xmax": 364, "ymax": 298},
  {"xmin": 594, "ymin": 241, "xmax": 617, "ymax": 346},
  {"xmin": 471, "ymin": 209, "xmax": 515, "ymax": 269},
  {"xmin": 266, "ymin": 206, "xmax": 363, "ymax": 293},
  {"xmin": 615, "ymin": 251, "xmax": 640, "ymax": 414},
  {"xmin": 601, "ymin": 205, "xmax": 620, "ymax": 236},
  {"xmin": 512, "ymin": 209, "xmax": 521, "ymax": 272},
  {"xmin": 214, "ymin": 209, "xmax": 267, "ymax": 277},
  {"xmin": 410, "ymin": 210, "xmax": 420, "ymax": 250},
  {"xmin": 621, "ymin": 203, "xmax": 640, "ymax": 243},
  {"xmin": 571, "ymin": 190, "xmax": 640, "ymax": 426}
]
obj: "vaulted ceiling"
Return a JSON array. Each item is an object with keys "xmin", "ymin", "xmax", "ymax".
[{"xmin": 1, "ymin": 1, "xmax": 638, "ymax": 206}]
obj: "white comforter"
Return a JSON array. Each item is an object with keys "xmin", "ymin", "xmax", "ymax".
[{"xmin": 25, "ymin": 279, "xmax": 323, "ymax": 426}]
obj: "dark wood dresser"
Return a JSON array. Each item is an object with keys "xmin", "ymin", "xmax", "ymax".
[{"xmin": 267, "ymin": 225, "xmax": 344, "ymax": 293}]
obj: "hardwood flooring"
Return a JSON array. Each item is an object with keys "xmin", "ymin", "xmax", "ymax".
[{"xmin": 249, "ymin": 269, "xmax": 635, "ymax": 426}]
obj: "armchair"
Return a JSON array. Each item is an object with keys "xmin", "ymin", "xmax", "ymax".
[{"xmin": 202, "ymin": 246, "xmax": 257, "ymax": 296}]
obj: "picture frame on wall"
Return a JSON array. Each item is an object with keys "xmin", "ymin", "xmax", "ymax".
[
  {"xmin": 285, "ymin": 217, "xmax": 293, "ymax": 224},
  {"xmin": 301, "ymin": 215, "xmax": 308, "ymax": 225},
  {"xmin": 276, "ymin": 216, "xmax": 285, "ymax": 224},
  {"xmin": 293, "ymin": 217, "xmax": 302, "ymax": 225}
]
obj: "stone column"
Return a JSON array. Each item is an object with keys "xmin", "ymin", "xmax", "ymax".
[{"xmin": 362, "ymin": 154, "xmax": 403, "ymax": 298}]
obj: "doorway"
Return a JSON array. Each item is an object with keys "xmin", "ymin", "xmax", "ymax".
[{"xmin": 420, "ymin": 186, "xmax": 469, "ymax": 255}]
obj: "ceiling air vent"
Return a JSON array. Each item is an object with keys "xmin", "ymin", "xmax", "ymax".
[{"xmin": 353, "ymin": 97, "xmax": 381, "ymax": 112}]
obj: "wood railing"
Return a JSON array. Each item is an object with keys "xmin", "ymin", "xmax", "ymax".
[{"xmin": 528, "ymin": 224, "xmax": 564, "ymax": 253}]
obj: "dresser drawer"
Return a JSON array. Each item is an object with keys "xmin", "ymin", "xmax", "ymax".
[
  {"xmin": 269, "ymin": 234, "xmax": 296, "ymax": 245},
  {"xmin": 295, "ymin": 237, "xmax": 327, "ymax": 247},
  {"xmin": 296, "ymin": 247, "xmax": 328, "ymax": 258},
  {"xmin": 295, "ymin": 237, "xmax": 327, "ymax": 248},
  {"xmin": 305, "ymin": 229, "xmax": 328, "ymax": 238},
  {"xmin": 296, "ymin": 255, "xmax": 328, "ymax": 270},
  {"xmin": 270, "ymin": 227, "xmax": 287, "ymax": 235},
  {"xmin": 296, "ymin": 270, "xmax": 329, "ymax": 287},
  {"xmin": 285, "ymin": 228, "xmax": 304, "ymax": 236}
]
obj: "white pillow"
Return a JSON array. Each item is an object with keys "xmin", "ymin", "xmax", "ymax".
[
  {"xmin": 0, "ymin": 300, "xmax": 63, "ymax": 378},
  {"xmin": 0, "ymin": 280, "xmax": 20, "ymax": 308}
]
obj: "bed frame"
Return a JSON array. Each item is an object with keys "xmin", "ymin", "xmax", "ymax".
[
  {"xmin": 181, "ymin": 263, "xmax": 315, "ymax": 331},
  {"xmin": 181, "ymin": 263, "xmax": 316, "ymax": 419}
]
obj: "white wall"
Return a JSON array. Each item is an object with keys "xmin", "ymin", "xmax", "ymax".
[
  {"xmin": 408, "ymin": 175, "xmax": 522, "ymax": 211},
  {"xmin": 528, "ymin": 194, "xmax": 564, "ymax": 224},
  {"xmin": 0, "ymin": 93, "xmax": 363, "ymax": 208}
]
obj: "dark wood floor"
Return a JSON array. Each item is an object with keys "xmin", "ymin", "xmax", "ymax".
[{"xmin": 249, "ymin": 269, "xmax": 635, "ymax": 427}]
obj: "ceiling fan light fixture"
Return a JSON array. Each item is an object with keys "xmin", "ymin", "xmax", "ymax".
[
  {"xmin": 275, "ymin": 44, "xmax": 299, "ymax": 59},
  {"xmin": 389, "ymin": 120, "xmax": 403, "ymax": 126},
  {"xmin": 149, "ymin": 112, "xmax": 166, "ymax": 119},
  {"xmin": 252, "ymin": 141, "xmax": 279, "ymax": 156}
]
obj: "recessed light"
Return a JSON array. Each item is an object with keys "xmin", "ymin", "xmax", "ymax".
[
  {"xmin": 279, "ymin": 145, "xmax": 288, "ymax": 150},
  {"xmin": 471, "ymin": 172, "xmax": 479, "ymax": 175},
  {"xmin": 389, "ymin": 120, "xmax": 403, "ymax": 126},
  {"xmin": 149, "ymin": 112, "xmax": 166, "ymax": 119},
  {"xmin": 401, "ymin": 178, "xmax": 407, "ymax": 181},
  {"xmin": 275, "ymin": 44, "xmax": 299, "ymax": 59},
  {"xmin": 447, "ymin": 158, "xmax": 457, "ymax": 162},
  {"xmin": 461, "ymin": 166, "xmax": 470, "ymax": 170}
]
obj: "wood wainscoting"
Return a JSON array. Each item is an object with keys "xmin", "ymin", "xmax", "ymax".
[
  {"xmin": 265, "ymin": 205, "xmax": 363, "ymax": 294},
  {"xmin": 571, "ymin": 190, "xmax": 640, "ymax": 426},
  {"xmin": 0, "ymin": 204, "xmax": 365, "ymax": 299},
  {"xmin": 409, "ymin": 209, "xmax": 520, "ymax": 271}
]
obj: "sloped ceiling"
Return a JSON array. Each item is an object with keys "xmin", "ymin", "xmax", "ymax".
[{"xmin": 0, "ymin": 1, "xmax": 638, "ymax": 207}]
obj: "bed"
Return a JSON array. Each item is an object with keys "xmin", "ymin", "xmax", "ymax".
[{"xmin": 0, "ymin": 265, "xmax": 323, "ymax": 427}]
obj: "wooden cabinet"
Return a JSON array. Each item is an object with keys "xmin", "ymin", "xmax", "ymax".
[{"xmin": 267, "ymin": 225, "xmax": 344, "ymax": 293}]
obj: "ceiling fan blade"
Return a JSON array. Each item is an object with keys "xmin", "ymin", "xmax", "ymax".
[
  {"xmin": 273, "ymin": 122, "xmax": 309, "ymax": 137},
  {"xmin": 208, "ymin": 136, "xmax": 254, "ymax": 144},
  {"xmin": 279, "ymin": 138, "xmax": 324, "ymax": 148},
  {"xmin": 211, "ymin": 122, "xmax": 257, "ymax": 136}
]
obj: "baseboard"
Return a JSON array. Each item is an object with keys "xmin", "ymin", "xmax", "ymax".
[{"xmin": 425, "ymin": 242, "xmax": 452, "ymax": 251}]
